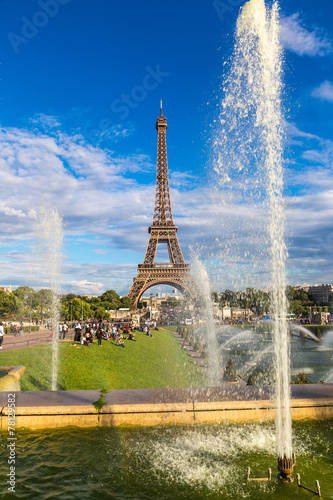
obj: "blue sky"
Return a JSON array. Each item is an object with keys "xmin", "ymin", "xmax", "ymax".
[{"xmin": 0, "ymin": 0, "xmax": 332, "ymax": 295}]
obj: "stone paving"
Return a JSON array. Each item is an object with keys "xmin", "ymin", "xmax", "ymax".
[{"xmin": 0, "ymin": 329, "xmax": 75, "ymax": 351}]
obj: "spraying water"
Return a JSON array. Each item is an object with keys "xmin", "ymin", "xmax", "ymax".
[
  {"xmin": 35, "ymin": 204, "xmax": 64, "ymax": 390},
  {"xmin": 220, "ymin": 329, "xmax": 252, "ymax": 351},
  {"xmin": 290, "ymin": 324, "xmax": 320, "ymax": 343},
  {"xmin": 191, "ymin": 254, "xmax": 221, "ymax": 385},
  {"xmin": 215, "ymin": 0, "xmax": 292, "ymax": 460}
]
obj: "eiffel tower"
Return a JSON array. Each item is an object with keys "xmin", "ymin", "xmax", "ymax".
[{"xmin": 127, "ymin": 101, "xmax": 199, "ymax": 307}]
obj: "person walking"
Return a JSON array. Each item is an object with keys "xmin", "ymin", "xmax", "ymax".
[
  {"xmin": 96, "ymin": 328, "xmax": 103, "ymax": 346},
  {"xmin": 74, "ymin": 322, "xmax": 82, "ymax": 342},
  {"xmin": 0, "ymin": 322, "xmax": 4, "ymax": 349},
  {"xmin": 63, "ymin": 323, "xmax": 68, "ymax": 340}
]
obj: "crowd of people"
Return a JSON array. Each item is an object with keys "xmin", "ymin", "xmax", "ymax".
[{"xmin": 65, "ymin": 321, "xmax": 157, "ymax": 348}]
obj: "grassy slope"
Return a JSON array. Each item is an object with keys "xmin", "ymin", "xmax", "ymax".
[{"xmin": 0, "ymin": 327, "xmax": 206, "ymax": 391}]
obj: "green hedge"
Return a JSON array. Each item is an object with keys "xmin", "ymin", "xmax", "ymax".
[
  {"xmin": 4, "ymin": 326, "xmax": 40, "ymax": 334},
  {"xmin": 305, "ymin": 325, "xmax": 332, "ymax": 334}
]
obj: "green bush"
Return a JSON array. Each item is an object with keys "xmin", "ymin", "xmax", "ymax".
[
  {"xmin": 223, "ymin": 359, "xmax": 238, "ymax": 382},
  {"xmin": 4, "ymin": 326, "xmax": 40, "ymax": 334},
  {"xmin": 201, "ymin": 348, "xmax": 208, "ymax": 359},
  {"xmin": 193, "ymin": 338, "xmax": 202, "ymax": 352},
  {"xmin": 316, "ymin": 327, "xmax": 323, "ymax": 340},
  {"xmin": 293, "ymin": 372, "xmax": 312, "ymax": 384},
  {"xmin": 247, "ymin": 374, "xmax": 256, "ymax": 386}
]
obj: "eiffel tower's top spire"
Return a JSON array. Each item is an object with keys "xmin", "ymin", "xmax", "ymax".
[{"xmin": 152, "ymin": 100, "xmax": 173, "ymax": 226}]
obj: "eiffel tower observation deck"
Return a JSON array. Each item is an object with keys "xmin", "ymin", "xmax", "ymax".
[{"xmin": 127, "ymin": 101, "xmax": 199, "ymax": 307}]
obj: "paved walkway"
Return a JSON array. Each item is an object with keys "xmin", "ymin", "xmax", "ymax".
[{"xmin": 0, "ymin": 329, "xmax": 75, "ymax": 351}]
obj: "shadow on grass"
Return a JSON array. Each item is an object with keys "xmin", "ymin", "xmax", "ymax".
[{"xmin": 25, "ymin": 375, "xmax": 50, "ymax": 391}]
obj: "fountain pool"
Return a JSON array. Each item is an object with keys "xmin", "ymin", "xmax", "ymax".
[
  {"xmin": 216, "ymin": 326, "xmax": 333, "ymax": 384},
  {"xmin": 0, "ymin": 420, "xmax": 331, "ymax": 499}
]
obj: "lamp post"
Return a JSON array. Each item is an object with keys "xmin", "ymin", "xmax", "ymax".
[
  {"xmin": 40, "ymin": 291, "xmax": 43, "ymax": 324},
  {"xmin": 29, "ymin": 292, "xmax": 32, "ymax": 334}
]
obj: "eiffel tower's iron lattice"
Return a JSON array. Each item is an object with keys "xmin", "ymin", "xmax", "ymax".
[{"xmin": 127, "ymin": 101, "xmax": 199, "ymax": 307}]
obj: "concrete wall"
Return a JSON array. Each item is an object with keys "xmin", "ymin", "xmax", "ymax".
[{"xmin": 1, "ymin": 385, "xmax": 332, "ymax": 430}]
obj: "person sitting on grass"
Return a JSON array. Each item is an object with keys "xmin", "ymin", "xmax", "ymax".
[
  {"xmin": 146, "ymin": 328, "xmax": 153, "ymax": 337},
  {"xmin": 127, "ymin": 329, "xmax": 136, "ymax": 341},
  {"xmin": 116, "ymin": 334, "xmax": 125, "ymax": 348},
  {"xmin": 86, "ymin": 331, "xmax": 93, "ymax": 344},
  {"xmin": 81, "ymin": 334, "xmax": 89, "ymax": 346}
]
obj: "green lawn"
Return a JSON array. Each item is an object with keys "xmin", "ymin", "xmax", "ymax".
[{"xmin": 0, "ymin": 327, "xmax": 207, "ymax": 391}]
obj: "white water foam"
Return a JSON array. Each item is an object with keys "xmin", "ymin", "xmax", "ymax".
[{"xmin": 133, "ymin": 424, "xmax": 276, "ymax": 494}]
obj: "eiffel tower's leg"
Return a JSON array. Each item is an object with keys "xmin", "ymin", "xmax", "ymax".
[
  {"xmin": 167, "ymin": 237, "xmax": 185, "ymax": 264},
  {"xmin": 128, "ymin": 277, "xmax": 147, "ymax": 306},
  {"xmin": 143, "ymin": 236, "xmax": 158, "ymax": 264}
]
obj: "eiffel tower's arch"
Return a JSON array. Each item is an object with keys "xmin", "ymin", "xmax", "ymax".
[
  {"xmin": 128, "ymin": 267, "xmax": 198, "ymax": 307},
  {"xmin": 127, "ymin": 102, "xmax": 199, "ymax": 307}
]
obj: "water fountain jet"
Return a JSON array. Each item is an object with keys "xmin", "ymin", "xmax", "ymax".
[
  {"xmin": 34, "ymin": 204, "xmax": 63, "ymax": 390},
  {"xmin": 215, "ymin": 0, "xmax": 295, "ymax": 479}
]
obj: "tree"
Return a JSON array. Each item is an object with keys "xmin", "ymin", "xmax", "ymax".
[
  {"xmin": 99, "ymin": 290, "xmax": 121, "ymax": 306},
  {"xmin": 0, "ymin": 293, "xmax": 24, "ymax": 318},
  {"xmin": 120, "ymin": 296, "xmax": 133, "ymax": 308},
  {"xmin": 289, "ymin": 300, "xmax": 306, "ymax": 316},
  {"xmin": 94, "ymin": 307, "xmax": 111, "ymax": 320},
  {"xmin": 100, "ymin": 301, "xmax": 113, "ymax": 311},
  {"xmin": 13, "ymin": 286, "xmax": 36, "ymax": 306},
  {"xmin": 86, "ymin": 297, "xmax": 102, "ymax": 311},
  {"xmin": 60, "ymin": 293, "xmax": 77, "ymax": 305},
  {"xmin": 61, "ymin": 298, "xmax": 91, "ymax": 321}
]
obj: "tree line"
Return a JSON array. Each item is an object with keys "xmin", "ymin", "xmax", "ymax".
[
  {"xmin": 0, "ymin": 287, "xmax": 132, "ymax": 321},
  {"xmin": 212, "ymin": 286, "xmax": 333, "ymax": 316}
]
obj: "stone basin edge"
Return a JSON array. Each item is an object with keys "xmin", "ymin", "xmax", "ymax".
[{"xmin": 0, "ymin": 385, "xmax": 332, "ymax": 429}]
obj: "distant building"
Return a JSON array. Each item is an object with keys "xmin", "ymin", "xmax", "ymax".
[
  {"xmin": 221, "ymin": 306, "xmax": 231, "ymax": 319},
  {"xmin": 231, "ymin": 308, "xmax": 253, "ymax": 320},
  {"xmin": 0, "ymin": 285, "xmax": 12, "ymax": 293},
  {"xmin": 294, "ymin": 283, "xmax": 311, "ymax": 292},
  {"xmin": 308, "ymin": 284, "xmax": 333, "ymax": 304},
  {"xmin": 311, "ymin": 311, "xmax": 329, "ymax": 325},
  {"xmin": 220, "ymin": 306, "xmax": 253, "ymax": 320}
]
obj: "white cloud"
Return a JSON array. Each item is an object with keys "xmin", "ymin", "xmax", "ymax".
[
  {"xmin": 280, "ymin": 13, "xmax": 332, "ymax": 57},
  {"xmin": 69, "ymin": 280, "xmax": 106, "ymax": 295},
  {"xmin": 287, "ymin": 122, "xmax": 333, "ymax": 170},
  {"xmin": 312, "ymin": 81, "xmax": 333, "ymax": 103},
  {"xmin": 1, "ymin": 119, "xmax": 333, "ymax": 294},
  {"xmin": 30, "ymin": 113, "xmax": 61, "ymax": 130}
]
